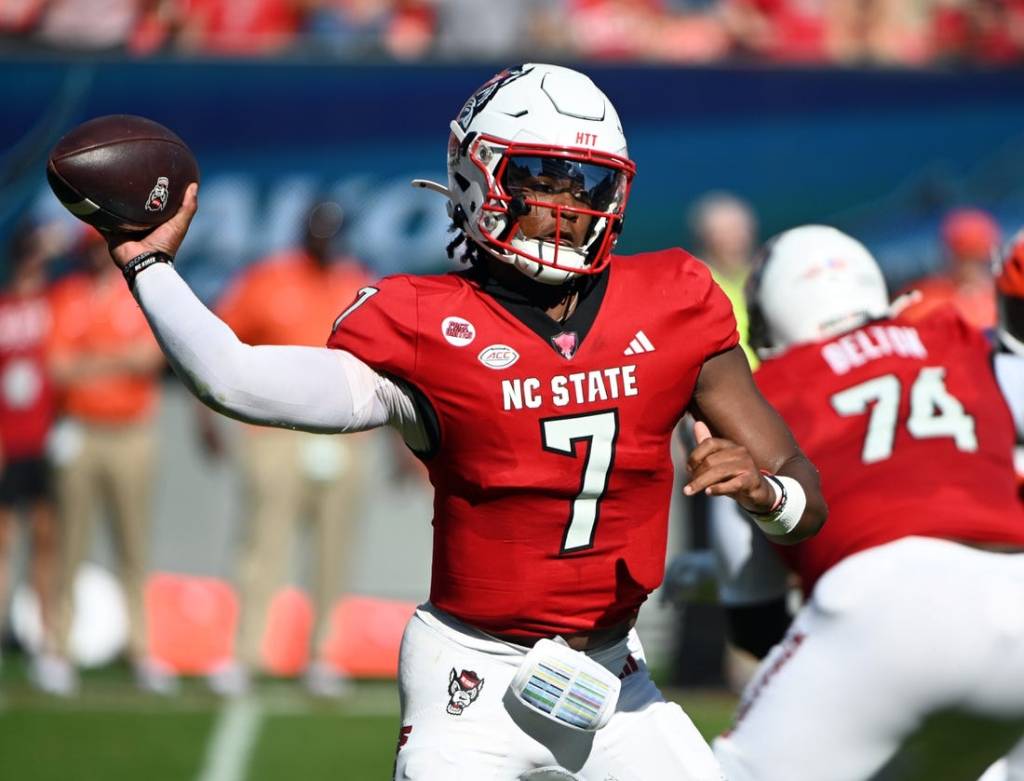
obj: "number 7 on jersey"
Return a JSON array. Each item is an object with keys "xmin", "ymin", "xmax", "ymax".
[{"xmin": 541, "ymin": 410, "xmax": 619, "ymax": 554}]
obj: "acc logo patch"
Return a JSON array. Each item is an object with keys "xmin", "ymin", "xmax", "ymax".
[
  {"xmin": 447, "ymin": 668, "xmax": 484, "ymax": 716},
  {"xmin": 478, "ymin": 344, "xmax": 519, "ymax": 369},
  {"xmin": 441, "ymin": 316, "xmax": 476, "ymax": 347},
  {"xmin": 145, "ymin": 176, "xmax": 170, "ymax": 213}
]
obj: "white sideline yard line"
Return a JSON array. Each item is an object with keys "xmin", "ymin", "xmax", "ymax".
[{"xmin": 196, "ymin": 696, "xmax": 264, "ymax": 781}]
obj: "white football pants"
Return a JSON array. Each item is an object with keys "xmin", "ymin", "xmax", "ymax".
[
  {"xmin": 393, "ymin": 603, "xmax": 723, "ymax": 781},
  {"xmin": 979, "ymin": 737, "xmax": 1024, "ymax": 781},
  {"xmin": 714, "ymin": 537, "xmax": 1024, "ymax": 781}
]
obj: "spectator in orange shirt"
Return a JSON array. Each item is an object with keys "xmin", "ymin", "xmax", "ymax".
[
  {"xmin": 47, "ymin": 228, "xmax": 169, "ymax": 695},
  {"xmin": 207, "ymin": 201, "xmax": 373, "ymax": 697},
  {"xmin": 0, "ymin": 223, "xmax": 60, "ymax": 690},
  {"xmin": 900, "ymin": 207, "xmax": 1001, "ymax": 331}
]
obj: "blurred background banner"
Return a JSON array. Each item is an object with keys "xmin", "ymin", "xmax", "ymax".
[{"xmin": 3, "ymin": 60, "xmax": 1024, "ymax": 298}]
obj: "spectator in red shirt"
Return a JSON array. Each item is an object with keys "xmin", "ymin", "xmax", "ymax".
[
  {"xmin": 0, "ymin": 0, "xmax": 47, "ymax": 34},
  {"xmin": 723, "ymin": 0, "xmax": 830, "ymax": 62},
  {"xmin": 47, "ymin": 228, "xmax": 168, "ymax": 696},
  {"xmin": 0, "ymin": 223, "xmax": 59, "ymax": 689},
  {"xmin": 932, "ymin": 0, "xmax": 1024, "ymax": 65},
  {"xmin": 172, "ymin": 0, "xmax": 303, "ymax": 55}
]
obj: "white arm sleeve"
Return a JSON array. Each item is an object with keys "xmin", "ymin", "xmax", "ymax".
[
  {"xmin": 995, "ymin": 352, "xmax": 1024, "ymax": 439},
  {"xmin": 132, "ymin": 263, "xmax": 428, "ymax": 447}
]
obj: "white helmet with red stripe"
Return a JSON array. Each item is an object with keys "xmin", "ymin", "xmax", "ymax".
[
  {"xmin": 747, "ymin": 225, "xmax": 890, "ymax": 353},
  {"xmin": 415, "ymin": 64, "xmax": 636, "ymax": 285}
]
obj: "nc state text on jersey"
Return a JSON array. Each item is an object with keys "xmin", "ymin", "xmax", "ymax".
[{"xmin": 502, "ymin": 365, "xmax": 638, "ymax": 411}]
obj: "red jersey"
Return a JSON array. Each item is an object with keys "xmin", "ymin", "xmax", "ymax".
[
  {"xmin": 0, "ymin": 290, "xmax": 55, "ymax": 458},
  {"xmin": 328, "ymin": 250, "xmax": 738, "ymax": 638},
  {"xmin": 756, "ymin": 307, "xmax": 1024, "ymax": 593}
]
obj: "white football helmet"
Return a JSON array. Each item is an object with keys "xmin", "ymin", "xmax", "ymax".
[
  {"xmin": 747, "ymin": 225, "xmax": 890, "ymax": 353},
  {"xmin": 413, "ymin": 64, "xmax": 636, "ymax": 285}
]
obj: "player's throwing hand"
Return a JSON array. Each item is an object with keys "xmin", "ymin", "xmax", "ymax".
[
  {"xmin": 106, "ymin": 183, "xmax": 199, "ymax": 269},
  {"xmin": 684, "ymin": 421, "xmax": 776, "ymax": 513}
]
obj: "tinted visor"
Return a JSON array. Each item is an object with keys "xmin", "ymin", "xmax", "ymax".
[{"xmin": 503, "ymin": 156, "xmax": 626, "ymax": 213}]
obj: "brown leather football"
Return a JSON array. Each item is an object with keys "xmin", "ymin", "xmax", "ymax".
[{"xmin": 46, "ymin": 115, "xmax": 199, "ymax": 233}]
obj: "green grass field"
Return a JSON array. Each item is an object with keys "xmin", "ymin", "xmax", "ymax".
[{"xmin": 0, "ymin": 656, "xmax": 737, "ymax": 780}]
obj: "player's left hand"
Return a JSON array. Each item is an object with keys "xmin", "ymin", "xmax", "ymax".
[{"xmin": 683, "ymin": 421, "xmax": 776, "ymax": 513}]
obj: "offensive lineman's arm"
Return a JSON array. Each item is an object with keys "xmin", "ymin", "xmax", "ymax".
[
  {"xmin": 687, "ymin": 346, "xmax": 827, "ymax": 544},
  {"xmin": 103, "ymin": 184, "xmax": 426, "ymax": 444}
]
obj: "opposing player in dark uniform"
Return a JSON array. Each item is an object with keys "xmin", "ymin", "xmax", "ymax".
[
  {"xmin": 94, "ymin": 64, "xmax": 826, "ymax": 779},
  {"xmin": 690, "ymin": 225, "xmax": 1024, "ymax": 781}
]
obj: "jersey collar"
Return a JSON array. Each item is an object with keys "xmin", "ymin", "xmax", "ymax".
[{"xmin": 469, "ymin": 264, "xmax": 610, "ymax": 359}]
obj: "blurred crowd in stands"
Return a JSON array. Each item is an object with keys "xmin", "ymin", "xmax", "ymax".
[{"xmin": 1, "ymin": 0, "xmax": 1022, "ymax": 66}]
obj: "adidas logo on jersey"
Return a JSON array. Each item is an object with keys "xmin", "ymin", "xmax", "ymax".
[{"xmin": 624, "ymin": 331, "xmax": 655, "ymax": 356}]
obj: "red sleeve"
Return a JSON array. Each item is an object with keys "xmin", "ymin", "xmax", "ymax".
[
  {"xmin": 692, "ymin": 258, "xmax": 740, "ymax": 360},
  {"xmin": 326, "ymin": 275, "xmax": 418, "ymax": 381}
]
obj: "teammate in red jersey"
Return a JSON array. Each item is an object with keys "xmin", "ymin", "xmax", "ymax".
[
  {"xmin": 692, "ymin": 225, "xmax": 1024, "ymax": 781},
  {"xmin": 0, "ymin": 223, "xmax": 60, "ymax": 687},
  {"xmin": 91, "ymin": 64, "xmax": 825, "ymax": 779}
]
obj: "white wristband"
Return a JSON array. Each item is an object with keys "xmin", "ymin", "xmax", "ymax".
[{"xmin": 748, "ymin": 475, "xmax": 805, "ymax": 537}]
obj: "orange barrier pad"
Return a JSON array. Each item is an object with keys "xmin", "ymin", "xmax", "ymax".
[{"xmin": 147, "ymin": 573, "xmax": 415, "ymax": 678}]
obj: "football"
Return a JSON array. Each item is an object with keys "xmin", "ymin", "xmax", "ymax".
[{"xmin": 46, "ymin": 114, "xmax": 199, "ymax": 233}]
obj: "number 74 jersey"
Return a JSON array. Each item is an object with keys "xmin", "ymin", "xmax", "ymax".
[
  {"xmin": 754, "ymin": 306, "xmax": 1024, "ymax": 593},
  {"xmin": 327, "ymin": 251, "xmax": 738, "ymax": 639}
]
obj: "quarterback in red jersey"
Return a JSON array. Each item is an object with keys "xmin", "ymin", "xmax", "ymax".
[
  {"xmin": 703, "ymin": 226, "xmax": 1024, "ymax": 781},
  {"xmin": 92, "ymin": 64, "xmax": 825, "ymax": 779}
]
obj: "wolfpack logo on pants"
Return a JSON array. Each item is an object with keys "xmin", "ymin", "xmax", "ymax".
[{"xmin": 447, "ymin": 668, "xmax": 484, "ymax": 715}]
